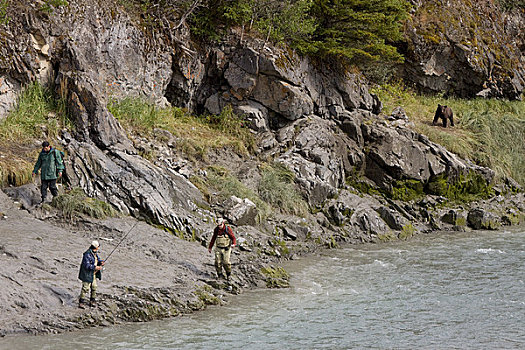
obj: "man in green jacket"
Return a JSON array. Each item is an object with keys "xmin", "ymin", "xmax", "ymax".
[{"xmin": 32, "ymin": 141, "xmax": 64, "ymax": 204}]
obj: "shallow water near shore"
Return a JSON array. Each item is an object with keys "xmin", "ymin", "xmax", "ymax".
[{"xmin": 3, "ymin": 227, "xmax": 525, "ymax": 349}]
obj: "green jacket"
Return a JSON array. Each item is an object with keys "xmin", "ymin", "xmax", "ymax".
[{"xmin": 33, "ymin": 148, "xmax": 65, "ymax": 180}]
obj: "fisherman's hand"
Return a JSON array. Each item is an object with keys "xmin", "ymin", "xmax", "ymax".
[
  {"xmin": 100, "ymin": 260, "xmax": 105, "ymax": 266},
  {"xmin": 58, "ymin": 172, "xmax": 62, "ymax": 178},
  {"xmin": 95, "ymin": 266, "xmax": 102, "ymax": 271}
]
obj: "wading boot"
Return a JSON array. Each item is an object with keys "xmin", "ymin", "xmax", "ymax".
[
  {"xmin": 89, "ymin": 298, "xmax": 97, "ymax": 308},
  {"xmin": 78, "ymin": 299, "xmax": 87, "ymax": 309}
]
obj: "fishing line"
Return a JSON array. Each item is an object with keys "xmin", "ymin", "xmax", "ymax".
[{"xmin": 104, "ymin": 221, "xmax": 139, "ymax": 262}]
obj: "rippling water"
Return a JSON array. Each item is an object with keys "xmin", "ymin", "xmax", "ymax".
[{"xmin": 4, "ymin": 228, "xmax": 525, "ymax": 349}]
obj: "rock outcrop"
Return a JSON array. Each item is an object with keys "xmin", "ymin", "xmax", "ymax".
[{"xmin": 402, "ymin": 0, "xmax": 525, "ymax": 100}]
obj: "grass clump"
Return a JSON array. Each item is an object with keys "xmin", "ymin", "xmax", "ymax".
[
  {"xmin": 258, "ymin": 162, "xmax": 308, "ymax": 216},
  {"xmin": 373, "ymin": 82, "xmax": 525, "ymax": 187},
  {"xmin": 261, "ymin": 266, "xmax": 290, "ymax": 288},
  {"xmin": 108, "ymin": 98, "xmax": 255, "ymax": 160},
  {"xmin": 52, "ymin": 188, "xmax": 117, "ymax": 219}
]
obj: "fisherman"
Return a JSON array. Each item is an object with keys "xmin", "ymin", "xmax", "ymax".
[
  {"xmin": 78, "ymin": 240, "xmax": 105, "ymax": 309},
  {"xmin": 208, "ymin": 218, "xmax": 236, "ymax": 280},
  {"xmin": 32, "ymin": 141, "xmax": 64, "ymax": 204}
]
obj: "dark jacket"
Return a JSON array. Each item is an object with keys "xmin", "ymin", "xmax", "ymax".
[
  {"xmin": 33, "ymin": 148, "xmax": 64, "ymax": 180},
  {"xmin": 78, "ymin": 248, "xmax": 102, "ymax": 283},
  {"xmin": 208, "ymin": 225, "xmax": 236, "ymax": 250}
]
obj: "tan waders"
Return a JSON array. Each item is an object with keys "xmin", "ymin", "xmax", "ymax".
[
  {"xmin": 79, "ymin": 279, "xmax": 97, "ymax": 308},
  {"xmin": 215, "ymin": 235, "xmax": 232, "ymax": 279}
]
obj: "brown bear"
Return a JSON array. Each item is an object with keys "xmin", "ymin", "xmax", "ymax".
[{"xmin": 433, "ymin": 104, "xmax": 454, "ymax": 127}]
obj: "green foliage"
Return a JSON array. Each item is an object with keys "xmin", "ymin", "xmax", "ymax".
[
  {"xmin": 190, "ymin": 0, "xmax": 410, "ymax": 73},
  {"xmin": 190, "ymin": 0, "xmax": 316, "ymax": 45},
  {"xmin": 427, "ymin": 173, "xmax": 494, "ymax": 202},
  {"xmin": 377, "ymin": 231, "xmax": 397, "ymax": 242},
  {"xmin": 346, "ymin": 175, "xmax": 381, "ymax": 196},
  {"xmin": 194, "ymin": 285, "xmax": 220, "ymax": 305},
  {"xmin": 0, "ymin": 82, "xmax": 69, "ymax": 142},
  {"xmin": 0, "ymin": 0, "xmax": 9, "ymax": 25},
  {"xmin": 261, "ymin": 266, "xmax": 290, "ymax": 288},
  {"xmin": 270, "ymin": 237, "xmax": 290, "ymax": 256},
  {"xmin": 52, "ymin": 188, "xmax": 118, "ymax": 219},
  {"xmin": 258, "ymin": 162, "xmax": 308, "ymax": 216},
  {"xmin": 307, "ymin": 0, "xmax": 411, "ymax": 64},
  {"xmin": 206, "ymin": 166, "xmax": 272, "ymax": 223},
  {"xmin": 399, "ymin": 223, "xmax": 415, "ymax": 240},
  {"xmin": 498, "ymin": 0, "xmax": 525, "ymax": 11},
  {"xmin": 391, "ymin": 179, "xmax": 425, "ymax": 201},
  {"xmin": 0, "ymin": 82, "xmax": 69, "ymax": 188},
  {"xmin": 40, "ymin": 0, "xmax": 69, "ymax": 13}
]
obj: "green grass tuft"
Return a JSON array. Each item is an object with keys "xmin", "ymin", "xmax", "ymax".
[
  {"xmin": 258, "ymin": 163, "xmax": 308, "ymax": 216},
  {"xmin": 52, "ymin": 188, "xmax": 117, "ymax": 219},
  {"xmin": 108, "ymin": 98, "xmax": 255, "ymax": 160}
]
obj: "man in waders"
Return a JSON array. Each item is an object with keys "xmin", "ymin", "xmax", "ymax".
[
  {"xmin": 208, "ymin": 218, "xmax": 236, "ymax": 280},
  {"xmin": 78, "ymin": 240, "xmax": 105, "ymax": 308}
]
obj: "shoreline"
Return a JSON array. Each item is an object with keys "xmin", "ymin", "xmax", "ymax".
[{"xmin": 1, "ymin": 188, "xmax": 524, "ymax": 338}]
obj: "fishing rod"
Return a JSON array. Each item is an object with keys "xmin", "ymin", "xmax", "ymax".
[{"xmin": 103, "ymin": 221, "xmax": 139, "ymax": 263}]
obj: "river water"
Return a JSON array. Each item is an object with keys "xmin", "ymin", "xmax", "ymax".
[{"xmin": 4, "ymin": 227, "xmax": 525, "ymax": 349}]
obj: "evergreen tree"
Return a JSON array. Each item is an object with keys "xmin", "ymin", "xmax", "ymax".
[{"xmin": 308, "ymin": 0, "xmax": 411, "ymax": 64}]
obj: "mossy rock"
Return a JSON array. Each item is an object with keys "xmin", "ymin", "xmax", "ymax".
[{"xmin": 261, "ymin": 266, "xmax": 290, "ymax": 288}]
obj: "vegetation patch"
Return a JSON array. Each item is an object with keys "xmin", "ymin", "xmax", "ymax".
[
  {"xmin": 398, "ymin": 223, "xmax": 415, "ymax": 240},
  {"xmin": 52, "ymin": 188, "xmax": 118, "ymax": 219},
  {"xmin": 258, "ymin": 162, "xmax": 308, "ymax": 216},
  {"xmin": 261, "ymin": 266, "xmax": 290, "ymax": 288},
  {"xmin": 194, "ymin": 285, "xmax": 220, "ymax": 306},
  {"xmin": 377, "ymin": 231, "xmax": 397, "ymax": 242},
  {"xmin": 40, "ymin": 0, "xmax": 69, "ymax": 13},
  {"xmin": 108, "ymin": 99, "xmax": 255, "ymax": 160},
  {"xmin": 427, "ymin": 173, "xmax": 494, "ymax": 202},
  {"xmin": 391, "ymin": 179, "xmax": 425, "ymax": 201},
  {"xmin": 346, "ymin": 176, "xmax": 381, "ymax": 196},
  {"xmin": 373, "ymin": 82, "xmax": 525, "ymax": 187},
  {"xmin": 205, "ymin": 166, "xmax": 271, "ymax": 224}
]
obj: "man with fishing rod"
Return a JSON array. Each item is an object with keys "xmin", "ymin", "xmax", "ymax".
[
  {"xmin": 78, "ymin": 240, "xmax": 105, "ymax": 309},
  {"xmin": 77, "ymin": 223, "xmax": 137, "ymax": 309}
]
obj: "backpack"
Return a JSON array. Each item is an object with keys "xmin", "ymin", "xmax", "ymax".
[{"xmin": 52, "ymin": 148, "xmax": 66, "ymax": 176}]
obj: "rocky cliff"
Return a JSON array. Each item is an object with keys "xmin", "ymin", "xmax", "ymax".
[
  {"xmin": 0, "ymin": 0, "xmax": 523, "ymax": 336},
  {"xmin": 402, "ymin": 0, "xmax": 525, "ymax": 99}
]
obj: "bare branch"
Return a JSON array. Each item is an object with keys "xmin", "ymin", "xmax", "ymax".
[{"xmin": 174, "ymin": 0, "xmax": 203, "ymax": 30}]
